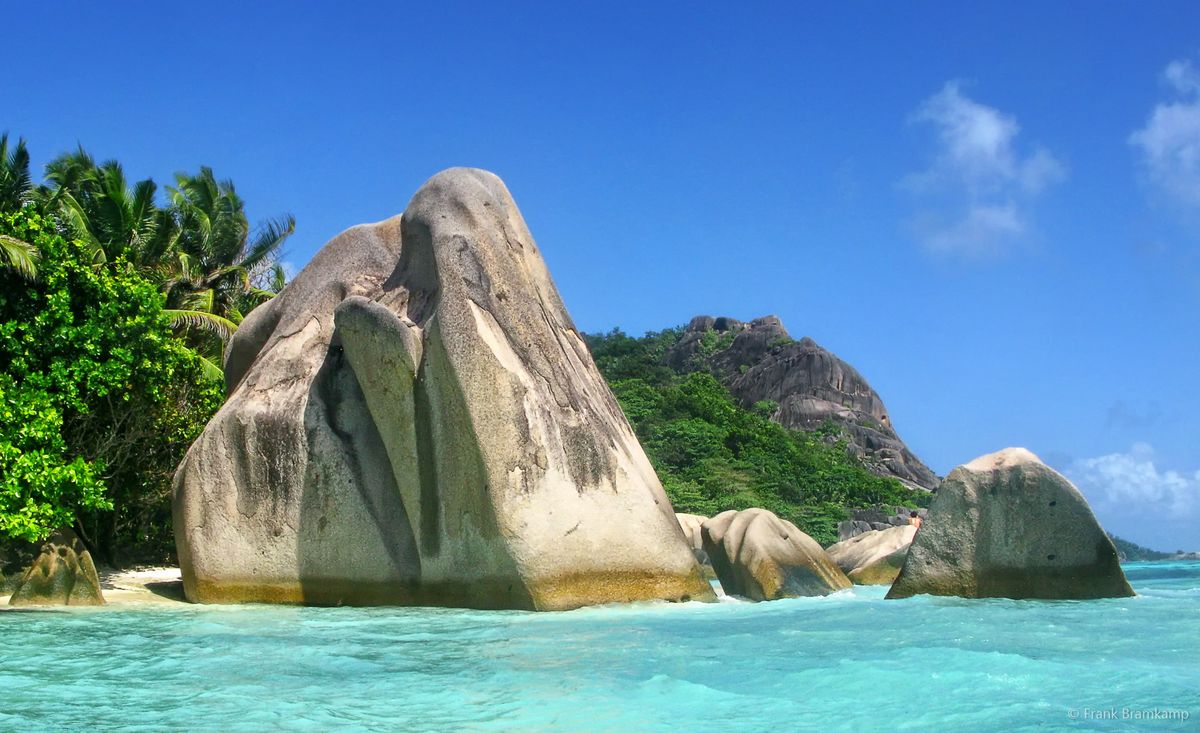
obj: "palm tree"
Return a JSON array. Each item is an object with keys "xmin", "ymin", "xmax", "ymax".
[
  {"xmin": 40, "ymin": 148, "xmax": 166, "ymax": 267},
  {"xmin": 160, "ymin": 167, "xmax": 294, "ymax": 375},
  {"xmin": 163, "ymin": 167, "xmax": 293, "ymax": 319},
  {"xmin": 0, "ymin": 133, "xmax": 32, "ymax": 212},
  {"xmin": 14, "ymin": 143, "xmax": 291, "ymax": 377},
  {"xmin": 0, "ymin": 133, "xmax": 38, "ymax": 280}
]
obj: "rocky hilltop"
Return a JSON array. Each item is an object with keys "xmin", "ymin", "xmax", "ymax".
[
  {"xmin": 173, "ymin": 168, "xmax": 712, "ymax": 610},
  {"xmin": 666, "ymin": 316, "xmax": 939, "ymax": 490}
]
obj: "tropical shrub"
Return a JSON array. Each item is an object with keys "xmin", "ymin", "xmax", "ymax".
[{"xmin": 0, "ymin": 208, "xmax": 221, "ymax": 559}]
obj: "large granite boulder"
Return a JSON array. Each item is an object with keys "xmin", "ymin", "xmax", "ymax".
[
  {"xmin": 173, "ymin": 168, "xmax": 713, "ymax": 610},
  {"xmin": 701, "ymin": 509, "xmax": 851, "ymax": 600},
  {"xmin": 887, "ymin": 448, "xmax": 1134, "ymax": 600},
  {"xmin": 666, "ymin": 316, "xmax": 938, "ymax": 490},
  {"xmin": 826, "ymin": 524, "xmax": 916, "ymax": 585},
  {"xmin": 9, "ymin": 528, "xmax": 105, "ymax": 606}
]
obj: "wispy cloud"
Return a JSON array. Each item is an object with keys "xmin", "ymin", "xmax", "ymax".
[
  {"xmin": 1130, "ymin": 59, "xmax": 1200, "ymax": 210},
  {"xmin": 902, "ymin": 82, "xmax": 1066, "ymax": 260},
  {"xmin": 1067, "ymin": 443, "xmax": 1199, "ymax": 517},
  {"xmin": 1105, "ymin": 400, "xmax": 1170, "ymax": 431}
]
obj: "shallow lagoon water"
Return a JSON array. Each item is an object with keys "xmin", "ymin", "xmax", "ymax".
[{"xmin": 2, "ymin": 562, "xmax": 1197, "ymax": 732}]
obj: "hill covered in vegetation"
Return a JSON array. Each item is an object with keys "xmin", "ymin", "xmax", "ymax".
[
  {"xmin": 1108, "ymin": 534, "xmax": 1174, "ymax": 562},
  {"xmin": 586, "ymin": 326, "xmax": 931, "ymax": 545}
]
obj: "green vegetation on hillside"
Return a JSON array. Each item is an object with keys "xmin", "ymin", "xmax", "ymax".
[
  {"xmin": 587, "ymin": 328, "xmax": 929, "ymax": 546},
  {"xmin": 0, "ymin": 133, "xmax": 289, "ymax": 563},
  {"xmin": 1108, "ymin": 534, "xmax": 1172, "ymax": 562}
]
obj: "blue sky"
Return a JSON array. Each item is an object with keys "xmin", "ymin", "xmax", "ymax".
[{"xmin": 6, "ymin": 2, "xmax": 1199, "ymax": 551}]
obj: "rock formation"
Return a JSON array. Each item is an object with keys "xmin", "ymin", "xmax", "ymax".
[
  {"xmin": 887, "ymin": 448, "xmax": 1135, "ymax": 600},
  {"xmin": 701, "ymin": 509, "xmax": 851, "ymax": 600},
  {"xmin": 849, "ymin": 547, "xmax": 909, "ymax": 585},
  {"xmin": 666, "ymin": 316, "xmax": 938, "ymax": 490},
  {"xmin": 675, "ymin": 513, "xmax": 707, "ymax": 553},
  {"xmin": 9, "ymin": 528, "xmax": 105, "ymax": 606},
  {"xmin": 173, "ymin": 168, "xmax": 714, "ymax": 610},
  {"xmin": 825, "ymin": 524, "xmax": 916, "ymax": 585},
  {"xmin": 838, "ymin": 507, "xmax": 927, "ymax": 540}
]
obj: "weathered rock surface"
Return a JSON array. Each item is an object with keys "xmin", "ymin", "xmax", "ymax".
[
  {"xmin": 701, "ymin": 509, "xmax": 851, "ymax": 600},
  {"xmin": 837, "ymin": 507, "xmax": 927, "ymax": 541},
  {"xmin": 174, "ymin": 168, "xmax": 713, "ymax": 610},
  {"xmin": 675, "ymin": 513, "xmax": 707, "ymax": 552},
  {"xmin": 826, "ymin": 524, "xmax": 916, "ymax": 585},
  {"xmin": 887, "ymin": 448, "xmax": 1134, "ymax": 600},
  {"xmin": 666, "ymin": 316, "xmax": 938, "ymax": 490},
  {"xmin": 9, "ymin": 528, "xmax": 104, "ymax": 606},
  {"xmin": 848, "ymin": 546, "xmax": 909, "ymax": 585},
  {"xmin": 675, "ymin": 512, "xmax": 715, "ymax": 573}
]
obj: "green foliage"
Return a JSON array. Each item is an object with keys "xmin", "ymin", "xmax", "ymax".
[
  {"xmin": 0, "ymin": 133, "xmax": 32, "ymax": 213},
  {"xmin": 0, "ymin": 134, "xmax": 291, "ymax": 562},
  {"xmin": 0, "ymin": 380, "xmax": 107, "ymax": 542},
  {"xmin": 0, "ymin": 233, "xmax": 39, "ymax": 281},
  {"xmin": 587, "ymin": 327, "xmax": 682, "ymax": 387},
  {"xmin": 14, "ymin": 138, "xmax": 293, "ymax": 372},
  {"xmin": 697, "ymin": 328, "xmax": 736, "ymax": 357},
  {"xmin": 0, "ymin": 208, "xmax": 221, "ymax": 555},
  {"xmin": 589, "ymin": 329, "xmax": 928, "ymax": 546},
  {"xmin": 1108, "ymin": 533, "xmax": 1172, "ymax": 562}
]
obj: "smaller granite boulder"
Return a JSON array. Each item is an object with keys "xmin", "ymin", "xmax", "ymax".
[
  {"xmin": 887, "ymin": 448, "xmax": 1134, "ymax": 600},
  {"xmin": 701, "ymin": 509, "xmax": 851, "ymax": 601},
  {"xmin": 9, "ymin": 528, "xmax": 105, "ymax": 606},
  {"xmin": 826, "ymin": 524, "xmax": 916, "ymax": 585},
  {"xmin": 675, "ymin": 513, "xmax": 707, "ymax": 552},
  {"xmin": 675, "ymin": 513, "xmax": 716, "ymax": 578},
  {"xmin": 848, "ymin": 546, "xmax": 909, "ymax": 585}
]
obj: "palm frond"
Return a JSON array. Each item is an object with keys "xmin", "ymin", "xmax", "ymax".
[
  {"xmin": 0, "ymin": 133, "xmax": 33, "ymax": 211},
  {"xmin": 179, "ymin": 288, "xmax": 215, "ymax": 313},
  {"xmin": 242, "ymin": 214, "xmax": 294, "ymax": 270},
  {"xmin": 246, "ymin": 287, "xmax": 279, "ymax": 301},
  {"xmin": 0, "ymin": 234, "xmax": 39, "ymax": 281},
  {"xmin": 163, "ymin": 309, "xmax": 239, "ymax": 342},
  {"xmin": 194, "ymin": 353, "xmax": 225, "ymax": 382},
  {"xmin": 268, "ymin": 262, "xmax": 287, "ymax": 293}
]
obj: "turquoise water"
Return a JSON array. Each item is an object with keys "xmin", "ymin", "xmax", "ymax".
[{"xmin": 2, "ymin": 562, "xmax": 1197, "ymax": 732}]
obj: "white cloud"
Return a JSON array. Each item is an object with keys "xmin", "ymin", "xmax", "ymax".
[
  {"xmin": 1130, "ymin": 60, "xmax": 1200, "ymax": 209},
  {"xmin": 1165, "ymin": 59, "xmax": 1200, "ymax": 95},
  {"xmin": 1067, "ymin": 443, "xmax": 1199, "ymax": 517},
  {"xmin": 903, "ymin": 81, "xmax": 1065, "ymax": 259},
  {"xmin": 917, "ymin": 203, "xmax": 1025, "ymax": 259}
]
